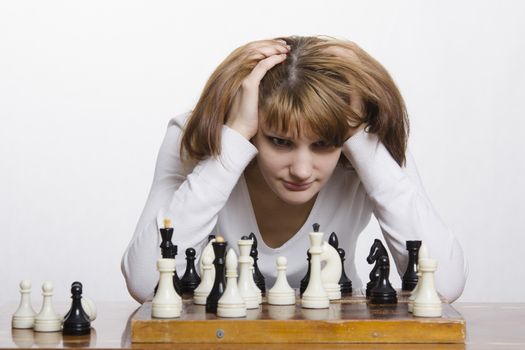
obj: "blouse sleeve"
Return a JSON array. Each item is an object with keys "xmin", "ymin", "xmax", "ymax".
[
  {"xmin": 342, "ymin": 129, "xmax": 468, "ymax": 302},
  {"xmin": 121, "ymin": 113, "xmax": 258, "ymax": 303}
]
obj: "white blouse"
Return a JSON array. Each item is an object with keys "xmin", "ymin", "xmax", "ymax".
[{"xmin": 121, "ymin": 112, "xmax": 468, "ymax": 303}]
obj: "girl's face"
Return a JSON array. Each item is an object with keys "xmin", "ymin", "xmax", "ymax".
[{"xmin": 252, "ymin": 123, "xmax": 342, "ymax": 205}]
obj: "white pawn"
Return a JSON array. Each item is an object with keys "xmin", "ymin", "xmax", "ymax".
[
  {"xmin": 237, "ymin": 238, "xmax": 259, "ymax": 309},
  {"xmin": 301, "ymin": 225, "xmax": 329, "ymax": 309},
  {"xmin": 217, "ymin": 249, "xmax": 247, "ymax": 318},
  {"xmin": 151, "ymin": 258, "xmax": 181, "ymax": 318},
  {"xmin": 81, "ymin": 297, "xmax": 97, "ymax": 321},
  {"xmin": 12, "ymin": 280, "xmax": 36, "ymax": 329},
  {"xmin": 408, "ymin": 243, "xmax": 428, "ymax": 312},
  {"xmin": 34, "ymin": 281, "xmax": 62, "ymax": 332},
  {"xmin": 413, "ymin": 256, "xmax": 442, "ymax": 317},
  {"xmin": 193, "ymin": 253, "xmax": 214, "ymax": 305},
  {"xmin": 249, "ymin": 257, "xmax": 262, "ymax": 304},
  {"xmin": 267, "ymin": 256, "xmax": 296, "ymax": 305}
]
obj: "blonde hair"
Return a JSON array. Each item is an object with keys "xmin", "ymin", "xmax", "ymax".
[{"xmin": 181, "ymin": 35, "xmax": 409, "ymax": 166}]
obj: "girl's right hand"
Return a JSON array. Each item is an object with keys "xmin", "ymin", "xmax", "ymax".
[{"xmin": 226, "ymin": 40, "xmax": 290, "ymax": 140}]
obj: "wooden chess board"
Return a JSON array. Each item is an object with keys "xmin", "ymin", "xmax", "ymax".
[{"xmin": 131, "ymin": 292, "xmax": 465, "ymax": 344}]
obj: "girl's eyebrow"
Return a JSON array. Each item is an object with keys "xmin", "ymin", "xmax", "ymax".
[{"xmin": 261, "ymin": 129, "xmax": 293, "ymax": 139}]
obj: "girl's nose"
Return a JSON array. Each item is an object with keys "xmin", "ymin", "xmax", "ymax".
[{"xmin": 289, "ymin": 150, "xmax": 313, "ymax": 181}]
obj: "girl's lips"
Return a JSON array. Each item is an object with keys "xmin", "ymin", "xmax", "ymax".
[{"xmin": 282, "ymin": 181, "xmax": 313, "ymax": 191}]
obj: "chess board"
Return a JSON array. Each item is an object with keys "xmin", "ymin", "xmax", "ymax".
[{"xmin": 131, "ymin": 292, "xmax": 465, "ymax": 344}]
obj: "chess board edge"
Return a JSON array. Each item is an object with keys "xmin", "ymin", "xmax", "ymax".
[{"xmin": 131, "ymin": 301, "xmax": 466, "ymax": 344}]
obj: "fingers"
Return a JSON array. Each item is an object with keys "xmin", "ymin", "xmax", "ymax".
[
  {"xmin": 244, "ymin": 53, "xmax": 287, "ymax": 86},
  {"xmin": 249, "ymin": 45, "xmax": 289, "ymax": 60},
  {"xmin": 245, "ymin": 39, "xmax": 290, "ymax": 59},
  {"xmin": 247, "ymin": 39, "xmax": 289, "ymax": 51}
]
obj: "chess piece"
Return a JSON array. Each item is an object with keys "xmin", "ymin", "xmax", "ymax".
[
  {"xmin": 34, "ymin": 281, "xmax": 62, "ymax": 332},
  {"xmin": 63, "ymin": 282, "xmax": 91, "ymax": 335},
  {"xmin": 206, "ymin": 237, "xmax": 227, "ymax": 313},
  {"xmin": 301, "ymin": 223, "xmax": 329, "ymax": 309},
  {"xmin": 369, "ymin": 256, "xmax": 397, "ymax": 304},
  {"xmin": 217, "ymin": 249, "xmax": 247, "ymax": 318},
  {"xmin": 193, "ymin": 253, "xmax": 214, "ymax": 305},
  {"xmin": 157, "ymin": 219, "xmax": 182, "ymax": 296},
  {"xmin": 328, "ymin": 232, "xmax": 352, "ymax": 296},
  {"xmin": 171, "ymin": 248, "xmax": 183, "ymax": 296},
  {"xmin": 63, "ymin": 282, "xmax": 97, "ymax": 322},
  {"xmin": 152, "ymin": 258, "xmax": 181, "ymax": 318},
  {"xmin": 328, "ymin": 232, "xmax": 339, "ymax": 250},
  {"xmin": 159, "ymin": 218, "xmax": 175, "ymax": 258},
  {"xmin": 12, "ymin": 280, "xmax": 36, "ymax": 329},
  {"xmin": 402, "ymin": 240, "xmax": 422, "ymax": 291},
  {"xmin": 237, "ymin": 237, "xmax": 259, "ymax": 309},
  {"xmin": 81, "ymin": 297, "xmax": 97, "ymax": 322},
  {"xmin": 413, "ymin": 247, "xmax": 442, "ymax": 317},
  {"xmin": 320, "ymin": 240, "xmax": 342, "ymax": 300},
  {"xmin": 181, "ymin": 248, "xmax": 201, "ymax": 295},
  {"xmin": 249, "ymin": 257, "xmax": 262, "ymax": 304},
  {"xmin": 337, "ymin": 248, "xmax": 353, "ymax": 296},
  {"xmin": 408, "ymin": 243, "xmax": 429, "ymax": 312},
  {"xmin": 267, "ymin": 256, "xmax": 296, "ymax": 305},
  {"xmin": 200, "ymin": 237, "xmax": 216, "ymax": 285},
  {"xmin": 299, "ymin": 251, "xmax": 311, "ymax": 296},
  {"xmin": 248, "ymin": 232, "xmax": 266, "ymax": 294},
  {"xmin": 366, "ymin": 239, "xmax": 388, "ymax": 297}
]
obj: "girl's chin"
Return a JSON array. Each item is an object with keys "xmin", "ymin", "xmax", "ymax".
[{"xmin": 274, "ymin": 187, "xmax": 318, "ymax": 205}]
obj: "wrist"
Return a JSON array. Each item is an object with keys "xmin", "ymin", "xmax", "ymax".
[
  {"xmin": 225, "ymin": 121, "xmax": 255, "ymax": 140},
  {"xmin": 345, "ymin": 123, "xmax": 367, "ymax": 141}
]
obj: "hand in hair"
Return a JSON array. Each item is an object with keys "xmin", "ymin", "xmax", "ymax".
[{"xmin": 226, "ymin": 40, "xmax": 289, "ymax": 140}]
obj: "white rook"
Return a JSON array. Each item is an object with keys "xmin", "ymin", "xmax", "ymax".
[{"xmin": 152, "ymin": 258, "xmax": 181, "ymax": 318}]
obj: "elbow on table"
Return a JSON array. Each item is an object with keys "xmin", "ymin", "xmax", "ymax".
[
  {"xmin": 120, "ymin": 254, "xmax": 153, "ymax": 304},
  {"xmin": 438, "ymin": 255, "xmax": 469, "ymax": 303}
]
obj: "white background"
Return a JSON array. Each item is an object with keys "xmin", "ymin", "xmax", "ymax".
[{"xmin": 1, "ymin": 0, "xmax": 524, "ymax": 306}]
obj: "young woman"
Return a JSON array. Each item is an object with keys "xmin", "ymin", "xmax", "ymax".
[{"xmin": 121, "ymin": 36, "xmax": 468, "ymax": 304}]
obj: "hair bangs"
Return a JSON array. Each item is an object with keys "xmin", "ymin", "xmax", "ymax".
[{"xmin": 260, "ymin": 77, "xmax": 349, "ymax": 147}]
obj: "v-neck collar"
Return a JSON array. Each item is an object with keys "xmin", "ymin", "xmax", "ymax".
[{"xmin": 239, "ymin": 174, "xmax": 325, "ymax": 254}]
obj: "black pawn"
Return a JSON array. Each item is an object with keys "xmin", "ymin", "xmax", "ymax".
[
  {"xmin": 366, "ymin": 239, "xmax": 388, "ymax": 297},
  {"xmin": 337, "ymin": 248, "xmax": 352, "ymax": 296},
  {"xmin": 181, "ymin": 248, "xmax": 201, "ymax": 295},
  {"xmin": 205, "ymin": 239, "xmax": 227, "ymax": 313},
  {"xmin": 63, "ymin": 282, "xmax": 91, "ymax": 335},
  {"xmin": 248, "ymin": 232, "xmax": 266, "ymax": 294},
  {"xmin": 299, "ymin": 251, "xmax": 311, "ymax": 296},
  {"xmin": 369, "ymin": 255, "xmax": 397, "ymax": 304},
  {"xmin": 402, "ymin": 240, "xmax": 422, "ymax": 291},
  {"xmin": 63, "ymin": 281, "xmax": 83, "ymax": 321}
]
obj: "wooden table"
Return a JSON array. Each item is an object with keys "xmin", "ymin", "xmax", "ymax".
[{"xmin": 1, "ymin": 302, "xmax": 524, "ymax": 349}]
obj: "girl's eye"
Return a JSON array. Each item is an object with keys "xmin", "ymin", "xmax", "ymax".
[
  {"xmin": 269, "ymin": 137, "xmax": 292, "ymax": 148},
  {"xmin": 313, "ymin": 140, "xmax": 330, "ymax": 148}
]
